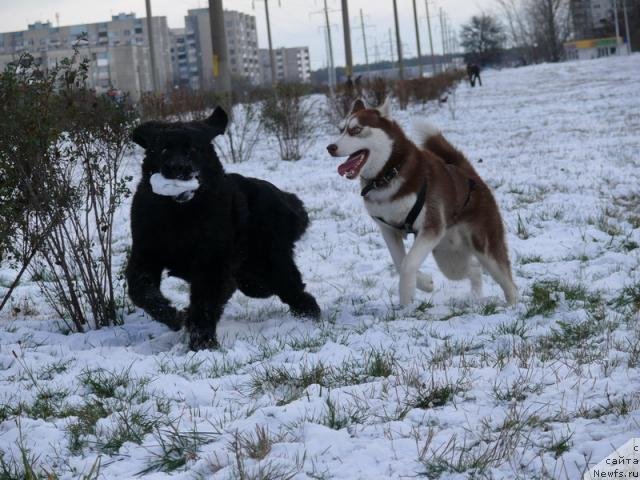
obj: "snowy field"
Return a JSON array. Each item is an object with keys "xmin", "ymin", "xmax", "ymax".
[{"xmin": 1, "ymin": 55, "xmax": 639, "ymax": 479}]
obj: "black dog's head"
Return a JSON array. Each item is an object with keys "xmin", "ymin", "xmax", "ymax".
[{"xmin": 132, "ymin": 106, "xmax": 228, "ymax": 202}]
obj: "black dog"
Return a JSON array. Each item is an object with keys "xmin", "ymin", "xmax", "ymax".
[{"xmin": 127, "ymin": 107, "xmax": 320, "ymax": 350}]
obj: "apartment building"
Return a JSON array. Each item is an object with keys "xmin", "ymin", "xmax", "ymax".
[
  {"xmin": 0, "ymin": 13, "xmax": 173, "ymax": 100},
  {"xmin": 571, "ymin": 0, "xmax": 616, "ymax": 39},
  {"xmin": 169, "ymin": 27, "xmax": 199, "ymax": 90},
  {"xmin": 260, "ymin": 46, "xmax": 311, "ymax": 84},
  {"xmin": 184, "ymin": 8, "xmax": 260, "ymax": 90}
]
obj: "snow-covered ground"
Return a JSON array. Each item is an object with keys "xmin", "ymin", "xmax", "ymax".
[{"xmin": 1, "ymin": 55, "xmax": 639, "ymax": 479}]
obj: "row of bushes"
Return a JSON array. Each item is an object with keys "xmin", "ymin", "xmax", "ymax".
[{"xmin": 141, "ymin": 71, "xmax": 466, "ymax": 164}]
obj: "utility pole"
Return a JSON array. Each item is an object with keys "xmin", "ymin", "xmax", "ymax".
[
  {"xmin": 392, "ymin": 0, "xmax": 404, "ymax": 80},
  {"xmin": 145, "ymin": 0, "xmax": 159, "ymax": 92},
  {"xmin": 358, "ymin": 9, "xmax": 371, "ymax": 73},
  {"xmin": 388, "ymin": 28, "xmax": 395, "ymax": 63},
  {"xmin": 264, "ymin": 0, "xmax": 277, "ymax": 84},
  {"xmin": 622, "ymin": 0, "xmax": 632, "ymax": 53},
  {"xmin": 341, "ymin": 0, "xmax": 353, "ymax": 78},
  {"xmin": 323, "ymin": 0, "xmax": 336, "ymax": 92},
  {"xmin": 424, "ymin": 0, "xmax": 436, "ymax": 75},
  {"xmin": 439, "ymin": 8, "xmax": 447, "ymax": 70},
  {"xmin": 208, "ymin": 0, "xmax": 231, "ymax": 94},
  {"xmin": 412, "ymin": 0, "xmax": 423, "ymax": 77},
  {"xmin": 613, "ymin": 0, "xmax": 621, "ymax": 54}
]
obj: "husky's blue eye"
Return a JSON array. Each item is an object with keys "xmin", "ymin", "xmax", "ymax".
[{"xmin": 348, "ymin": 126, "xmax": 362, "ymax": 136}]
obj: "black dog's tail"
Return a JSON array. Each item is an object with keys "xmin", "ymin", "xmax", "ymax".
[{"xmin": 283, "ymin": 192, "xmax": 310, "ymax": 242}]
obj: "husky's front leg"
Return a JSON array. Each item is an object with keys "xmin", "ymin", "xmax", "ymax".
[
  {"xmin": 399, "ymin": 232, "xmax": 441, "ymax": 305},
  {"xmin": 379, "ymin": 225, "xmax": 433, "ymax": 293}
]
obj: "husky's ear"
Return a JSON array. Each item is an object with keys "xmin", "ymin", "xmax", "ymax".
[
  {"xmin": 377, "ymin": 97, "xmax": 392, "ymax": 118},
  {"xmin": 131, "ymin": 121, "xmax": 164, "ymax": 149},
  {"xmin": 349, "ymin": 98, "xmax": 367, "ymax": 115},
  {"xmin": 203, "ymin": 106, "xmax": 228, "ymax": 138}
]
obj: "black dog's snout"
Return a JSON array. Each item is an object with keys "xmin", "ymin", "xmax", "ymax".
[
  {"xmin": 162, "ymin": 156, "xmax": 194, "ymax": 180},
  {"xmin": 327, "ymin": 144, "xmax": 338, "ymax": 155}
]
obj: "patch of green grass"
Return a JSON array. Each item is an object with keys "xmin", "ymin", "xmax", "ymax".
[
  {"xmin": 519, "ymin": 255, "xmax": 543, "ymax": 265},
  {"xmin": 492, "ymin": 378, "xmax": 543, "ymax": 402},
  {"xmin": 322, "ymin": 396, "xmax": 365, "ymax": 430},
  {"xmin": 524, "ymin": 280, "xmax": 602, "ymax": 318},
  {"xmin": 493, "ymin": 318, "xmax": 529, "ymax": 339},
  {"xmin": 409, "ymin": 378, "xmax": 466, "ymax": 410},
  {"xmin": 97, "ymin": 408, "xmax": 158, "ymax": 454},
  {"xmin": 139, "ymin": 423, "xmax": 218, "ymax": 474},
  {"xmin": 250, "ymin": 362, "xmax": 328, "ymax": 399},
  {"xmin": 364, "ymin": 350, "xmax": 395, "ymax": 378},
  {"xmin": 21, "ymin": 387, "xmax": 69, "ymax": 420},
  {"xmin": 480, "ymin": 302, "xmax": 500, "ymax": 316},
  {"xmin": 516, "ymin": 213, "xmax": 530, "ymax": 240},
  {"xmin": 37, "ymin": 359, "xmax": 72, "ymax": 381},
  {"xmin": 79, "ymin": 367, "xmax": 150, "ymax": 403},
  {"xmin": 66, "ymin": 399, "xmax": 110, "ymax": 454},
  {"xmin": 79, "ymin": 367, "xmax": 131, "ymax": 399},
  {"xmin": 609, "ymin": 282, "xmax": 640, "ymax": 314},
  {"xmin": 545, "ymin": 432, "xmax": 573, "ymax": 458}
]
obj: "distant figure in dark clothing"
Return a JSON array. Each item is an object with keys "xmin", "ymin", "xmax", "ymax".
[
  {"xmin": 354, "ymin": 75, "xmax": 363, "ymax": 95},
  {"xmin": 345, "ymin": 75, "xmax": 354, "ymax": 92},
  {"xmin": 467, "ymin": 63, "xmax": 482, "ymax": 87}
]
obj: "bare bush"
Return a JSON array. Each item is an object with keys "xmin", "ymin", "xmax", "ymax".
[
  {"xmin": 139, "ymin": 88, "xmax": 221, "ymax": 122},
  {"xmin": 261, "ymin": 83, "xmax": 317, "ymax": 161},
  {"xmin": 0, "ymin": 52, "xmax": 135, "ymax": 330},
  {"xmin": 0, "ymin": 54, "xmax": 77, "ymax": 313},
  {"xmin": 34, "ymin": 91, "xmax": 135, "ymax": 330},
  {"xmin": 214, "ymin": 101, "xmax": 262, "ymax": 164}
]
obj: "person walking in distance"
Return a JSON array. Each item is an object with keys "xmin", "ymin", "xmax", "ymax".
[{"xmin": 467, "ymin": 63, "xmax": 482, "ymax": 87}]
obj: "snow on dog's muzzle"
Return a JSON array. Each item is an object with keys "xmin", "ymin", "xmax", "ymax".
[
  {"xmin": 337, "ymin": 150, "xmax": 369, "ymax": 180},
  {"xmin": 150, "ymin": 173, "xmax": 200, "ymax": 202}
]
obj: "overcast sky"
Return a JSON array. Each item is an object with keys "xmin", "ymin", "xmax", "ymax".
[{"xmin": 0, "ymin": 0, "xmax": 497, "ymax": 68}]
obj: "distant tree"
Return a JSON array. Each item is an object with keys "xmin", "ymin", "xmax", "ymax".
[
  {"xmin": 460, "ymin": 13, "xmax": 507, "ymax": 65},
  {"xmin": 495, "ymin": 0, "xmax": 571, "ymax": 63},
  {"xmin": 526, "ymin": 0, "xmax": 572, "ymax": 62}
]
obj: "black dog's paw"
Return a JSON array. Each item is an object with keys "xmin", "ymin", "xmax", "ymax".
[
  {"xmin": 187, "ymin": 327, "xmax": 219, "ymax": 351},
  {"xmin": 290, "ymin": 293, "xmax": 321, "ymax": 320}
]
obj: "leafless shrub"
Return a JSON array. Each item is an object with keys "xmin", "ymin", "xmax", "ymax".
[
  {"xmin": 215, "ymin": 101, "xmax": 262, "ymax": 164},
  {"xmin": 0, "ymin": 51, "xmax": 135, "ymax": 329},
  {"xmin": 261, "ymin": 83, "xmax": 317, "ymax": 161}
]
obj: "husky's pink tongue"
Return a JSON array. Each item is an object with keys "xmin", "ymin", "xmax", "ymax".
[{"xmin": 337, "ymin": 151, "xmax": 366, "ymax": 178}]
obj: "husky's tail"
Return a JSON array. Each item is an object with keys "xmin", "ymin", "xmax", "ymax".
[{"xmin": 413, "ymin": 119, "xmax": 476, "ymax": 174}]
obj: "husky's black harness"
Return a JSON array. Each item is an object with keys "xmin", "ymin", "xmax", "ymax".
[
  {"xmin": 362, "ymin": 165, "xmax": 476, "ymax": 236},
  {"xmin": 361, "ymin": 164, "xmax": 428, "ymax": 236}
]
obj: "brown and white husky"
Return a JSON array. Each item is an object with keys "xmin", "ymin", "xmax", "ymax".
[{"xmin": 327, "ymin": 98, "xmax": 517, "ymax": 306}]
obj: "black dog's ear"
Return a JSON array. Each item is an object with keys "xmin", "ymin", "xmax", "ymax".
[
  {"xmin": 203, "ymin": 106, "xmax": 228, "ymax": 138},
  {"xmin": 131, "ymin": 122, "xmax": 163, "ymax": 149}
]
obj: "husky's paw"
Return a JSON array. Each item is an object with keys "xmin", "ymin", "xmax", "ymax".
[{"xmin": 417, "ymin": 273, "xmax": 434, "ymax": 292}]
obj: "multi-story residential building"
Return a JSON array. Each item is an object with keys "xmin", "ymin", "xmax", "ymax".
[
  {"xmin": 567, "ymin": 0, "xmax": 627, "ymax": 59},
  {"xmin": 184, "ymin": 8, "xmax": 260, "ymax": 90},
  {"xmin": 571, "ymin": 0, "xmax": 616, "ymax": 39},
  {"xmin": 0, "ymin": 13, "xmax": 173, "ymax": 100},
  {"xmin": 169, "ymin": 27, "xmax": 199, "ymax": 90},
  {"xmin": 260, "ymin": 46, "xmax": 311, "ymax": 84}
]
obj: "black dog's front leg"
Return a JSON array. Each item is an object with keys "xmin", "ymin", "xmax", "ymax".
[
  {"xmin": 186, "ymin": 269, "xmax": 236, "ymax": 351},
  {"xmin": 127, "ymin": 252, "xmax": 183, "ymax": 331}
]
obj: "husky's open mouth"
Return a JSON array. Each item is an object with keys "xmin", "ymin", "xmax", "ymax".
[{"xmin": 337, "ymin": 149, "xmax": 369, "ymax": 179}]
